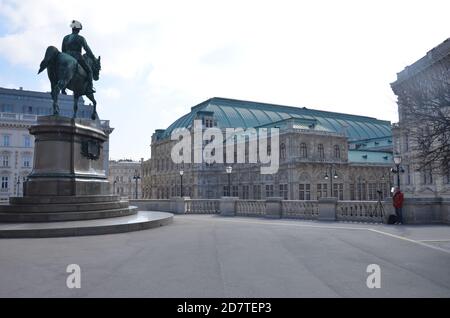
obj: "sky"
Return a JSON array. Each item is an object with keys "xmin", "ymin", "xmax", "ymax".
[{"xmin": 0, "ymin": 0, "xmax": 449, "ymax": 161}]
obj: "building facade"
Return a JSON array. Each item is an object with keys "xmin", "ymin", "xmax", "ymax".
[
  {"xmin": 145, "ymin": 97, "xmax": 394, "ymax": 201},
  {"xmin": 141, "ymin": 158, "xmax": 152, "ymax": 199},
  {"xmin": 390, "ymin": 38, "xmax": 450, "ymax": 224},
  {"xmin": 109, "ymin": 159, "xmax": 142, "ymax": 199},
  {"xmin": 0, "ymin": 87, "xmax": 113, "ymax": 202},
  {"xmin": 391, "ymin": 38, "xmax": 450, "ymax": 199}
]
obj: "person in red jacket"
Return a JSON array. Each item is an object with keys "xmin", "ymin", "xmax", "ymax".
[{"xmin": 392, "ymin": 188, "xmax": 404, "ymax": 224}]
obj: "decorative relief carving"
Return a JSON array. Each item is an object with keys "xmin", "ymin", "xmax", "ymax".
[{"xmin": 81, "ymin": 139, "xmax": 101, "ymax": 160}]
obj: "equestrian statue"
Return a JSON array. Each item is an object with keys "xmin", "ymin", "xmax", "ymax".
[{"xmin": 38, "ymin": 20, "xmax": 101, "ymax": 120}]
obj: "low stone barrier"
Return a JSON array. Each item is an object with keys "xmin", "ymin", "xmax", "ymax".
[{"xmin": 130, "ymin": 197, "xmax": 449, "ymax": 224}]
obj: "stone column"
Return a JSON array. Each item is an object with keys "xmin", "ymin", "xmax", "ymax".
[
  {"xmin": 220, "ymin": 197, "xmax": 238, "ymax": 216},
  {"xmin": 318, "ymin": 197, "xmax": 337, "ymax": 221},
  {"xmin": 265, "ymin": 197, "xmax": 282, "ymax": 219},
  {"xmin": 170, "ymin": 197, "xmax": 189, "ymax": 214}
]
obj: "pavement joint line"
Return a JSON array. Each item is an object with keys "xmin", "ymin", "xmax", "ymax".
[
  {"xmin": 368, "ymin": 229, "xmax": 450, "ymax": 255},
  {"xmin": 418, "ymin": 239, "xmax": 450, "ymax": 242},
  {"xmin": 176, "ymin": 215, "xmax": 450, "ymax": 255}
]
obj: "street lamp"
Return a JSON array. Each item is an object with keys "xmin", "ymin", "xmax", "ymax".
[
  {"xmin": 16, "ymin": 176, "xmax": 20, "ymax": 197},
  {"xmin": 133, "ymin": 170, "xmax": 141, "ymax": 199},
  {"xmin": 226, "ymin": 166, "xmax": 232, "ymax": 197},
  {"xmin": 179, "ymin": 170, "xmax": 184, "ymax": 197},
  {"xmin": 391, "ymin": 155, "xmax": 405, "ymax": 190},
  {"xmin": 324, "ymin": 165, "xmax": 339, "ymax": 198}
]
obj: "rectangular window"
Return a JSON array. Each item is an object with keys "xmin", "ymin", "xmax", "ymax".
[
  {"xmin": 253, "ymin": 185, "xmax": 261, "ymax": 200},
  {"xmin": 23, "ymin": 106, "xmax": 33, "ymax": 114},
  {"xmin": 368, "ymin": 183, "xmax": 377, "ymax": 201},
  {"xmin": 357, "ymin": 182, "xmax": 366, "ymax": 200},
  {"xmin": 423, "ymin": 165, "xmax": 433, "ymax": 185},
  {"xmin": 333, "ymin": 183, "xmax": 344, "ymax": 200},
  {"xmin": 299, "ymin": 184, "xmax": 311, "ymax": 200},
  {"xmin": 350, "ymin": 183, "xmax": 355, "ymax": 201},
  {"xmin": 279, "ymin": 184, "xmax": 288, "ymax": 200},
  {"xmin": 1, "ymin": 155, "xmax": 9, "ymax": 167},
  {"xmin": 223, "ymin": 186, "xmax": 230, "ymax": 197},
  {"xmin": 23, "ymin": 156, "xmax": 31, "ymax": 168},
  {"xmin": 1, "ymin": 176, "xmax": 8, "ymax": 189},
  {"xmin": 317, "ymin": 184, "xmax": 327, "ymax": 199},
  {"xmin": 299, "ymin": 184, "xmax": 305, "ymax": 200},
  {"xmin": 242, "ymin": 185, "xmax": 249, "ymax": 200},
  {"xmin": 3, "ymin": 135, "xmax": 10, "ymax": 147},
  {"xmin": 1, "ymin": 104, "xmax": 14, "ymax": 113},
  {"xmin": 232, "ymin": 186, "xmax": 239, "ymax": 197},
  {"xmin": 24, "ymin": 136, "xmax": 31, "ymax": 148},
  {"xmin": 265, "ymin": 184, "xmax": 274, "ymax": 198}
]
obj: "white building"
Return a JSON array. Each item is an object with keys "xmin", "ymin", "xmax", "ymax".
[
  {"xmin": 0, "ymin": 113, "xmax": 35, "ymax": 202},
  {"xmin": 109, "ymin": 159, "xmax": 143, "ymax": 199}
]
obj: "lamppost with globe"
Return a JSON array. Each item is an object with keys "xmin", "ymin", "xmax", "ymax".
[
  {"xmin": 324, "ymin": 165, "xmax": 339, "ymax": 198},
  {"xmin": 391, "ymin": 155, "xmax": 405, "ymax": 190},
  {"xmin": 179, "ymin": 170, "xmax": 184, "ymax": 197},
  {"xmin": 133, "ymin": 170, "xmax": 141, "ymax": 199},
  {"xmin": 226, "ymin": 166, "xmax": 232, "ymax": 197}
]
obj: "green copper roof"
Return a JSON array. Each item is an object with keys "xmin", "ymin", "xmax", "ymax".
[
  {"xmin": 163, "ymin": 97, "xmax": 392, "ymax": 141},
  {"xmin": 348, "ymin": 150, "xmax": 393, "ymax": 165}
]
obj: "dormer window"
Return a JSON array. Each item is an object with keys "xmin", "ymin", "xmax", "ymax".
[{"xmin": 202, "ymin": 116, "xmax": 215, "ymax": 128}]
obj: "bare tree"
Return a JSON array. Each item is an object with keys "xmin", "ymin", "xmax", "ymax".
[{"xmin": 397, "ymin": 58, "xmax": 450, "ymax": 179}]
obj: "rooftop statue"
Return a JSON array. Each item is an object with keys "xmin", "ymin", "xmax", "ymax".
[{"xmin": 38, "ymin": 20, "xmax": 101, "ymax": 120}]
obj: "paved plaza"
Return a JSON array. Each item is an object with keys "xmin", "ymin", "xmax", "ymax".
[{"xmin": 0, "ymin": 215, "xmax": 449, "ymax": 297}]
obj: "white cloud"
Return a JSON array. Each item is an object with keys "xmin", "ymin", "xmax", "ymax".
[
  {"xmin": 101, "ymin": 87, "xmax": 121, "ymax": 100},
  {"xmin": 0, "ymin": 0, "xmax": 449, "ymax": 160}
]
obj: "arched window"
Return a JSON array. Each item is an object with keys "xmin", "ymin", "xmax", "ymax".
[
  {"xmin": 280, "ymin": 143, "xmax": 286, "ymax": 159},
  {"xmin": 300, "ymin": 143, "xmax": 308, "ymax": 158},
  {"xmin": 334, "ymin": 145, "xmax": 340, "ymax": 159},
  {"xmin": 318, "ymin": 144, "xmax": 324, "ymax": 159}
]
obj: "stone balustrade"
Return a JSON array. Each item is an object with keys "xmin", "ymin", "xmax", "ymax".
[
  {"xmin": 282, "ymin": 200, "xmax": 319, "ymax": 220},
  {"xmin": 186, "ymin": 199, "xmax": 220, "ymax": 214},
  {"xmin": 130, "ymin": 197, "xmax": 393, "ymax": 224},
  {"xmin": 236, "ymin": 200, "xmax": 266, "ymax": 217},
  {"xmin": 336, "ymin": 201, "xmax": 384, "ymax": 223}
]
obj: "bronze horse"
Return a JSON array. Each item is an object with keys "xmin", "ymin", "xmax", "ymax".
[{"xmin": 38, "ymin": 46, "xmax": 101, "ymax": 120}]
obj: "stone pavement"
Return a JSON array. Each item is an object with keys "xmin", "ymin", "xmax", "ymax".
[{"xmin": 0, "ymin": 214, "xmax": 449, "ymax": 297}]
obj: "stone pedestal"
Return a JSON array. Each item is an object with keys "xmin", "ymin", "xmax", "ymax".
[
  {"xmin": 24, "ymin": 116, "xmax": 109, "ymax": 196},
  {"xmin": 220, "ymin": 197, "xmax": 238, "ymax": 216},
  {"xmin": 0, "ymin": 115, "xmax": 174, "ymax": 238},
  {"xmin": 0, "ymin": 116, "xmax": 135, "ymax": 223},
  {"xmin": 265, "ymin": 197, "xmax": 282, "ymax": 219},
  {"xmin": 318, "ymin": 197, "xmax": 337, "ymax": 221}
]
